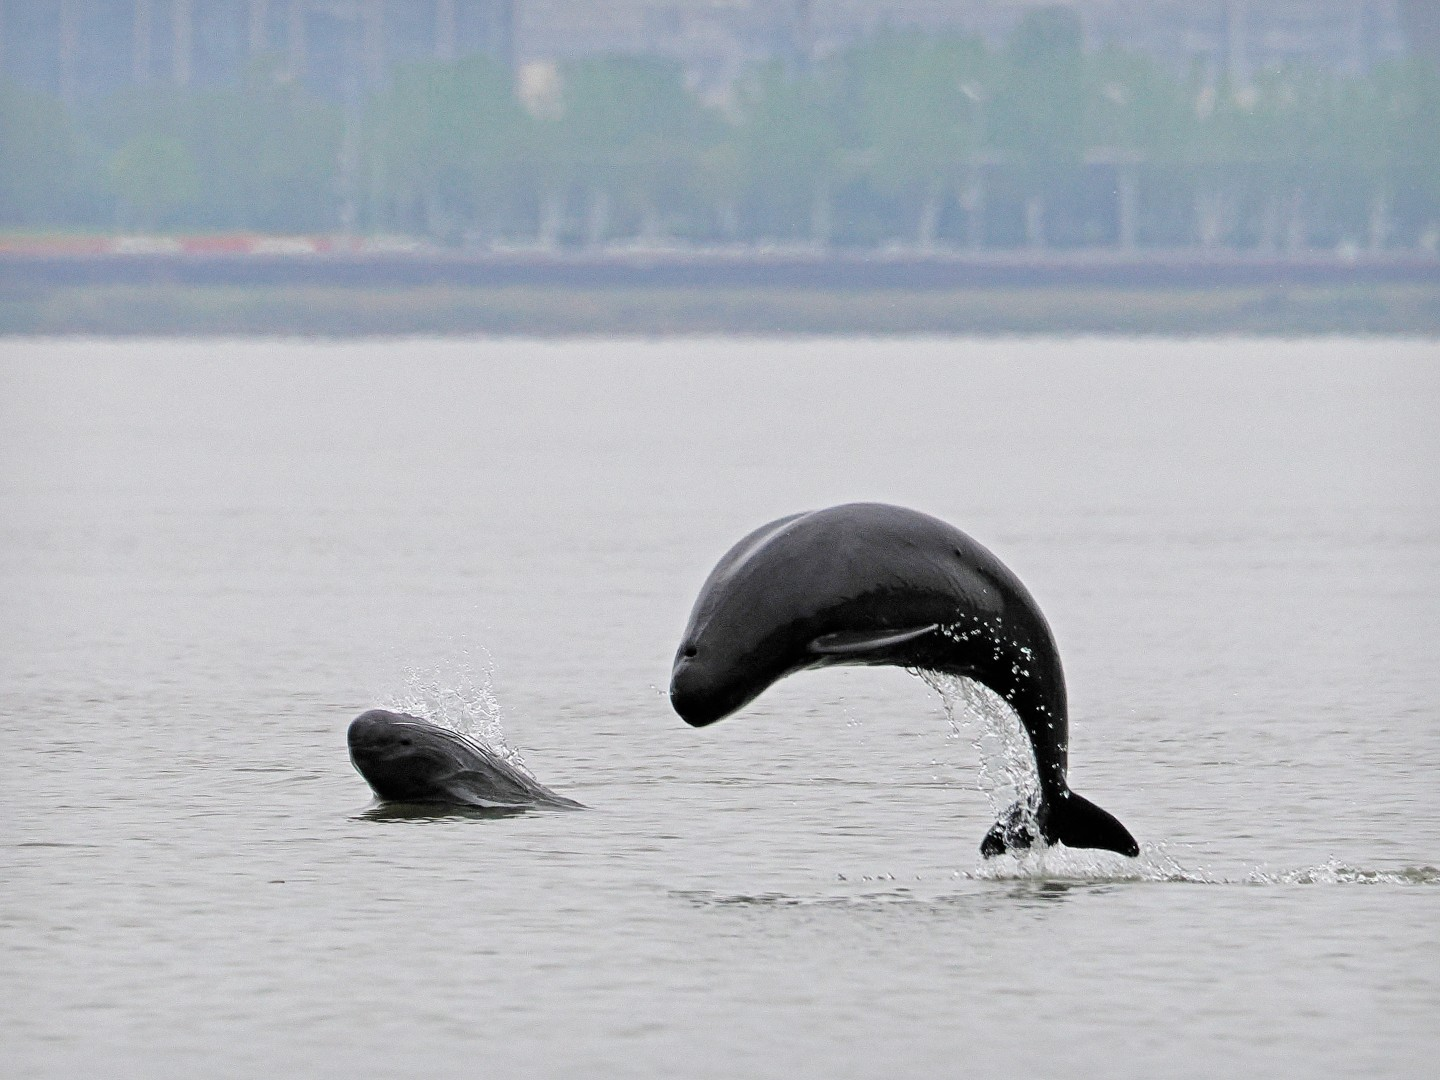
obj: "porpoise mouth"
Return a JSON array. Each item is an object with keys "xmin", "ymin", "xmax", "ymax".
[
  {"xmin": 669, "ymin": 660, "xmax": 760, "ymax": 728},
  {"xmin": 669, "ymin": 687, "xmax": 725, "ymax": 727}
]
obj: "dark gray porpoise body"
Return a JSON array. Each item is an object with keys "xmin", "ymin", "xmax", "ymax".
[
  {"xmin": 669, "ymin": 503, "xmax": 1138, "ymax": 858},
  {"xmin": 347, "ymin": 709, "xmax": 583, "ymax": 810}
]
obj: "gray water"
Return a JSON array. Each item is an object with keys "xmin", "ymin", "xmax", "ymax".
[{"xmin": 3, "ymin": 337, "xmax": 1437, "ymax": 1078}]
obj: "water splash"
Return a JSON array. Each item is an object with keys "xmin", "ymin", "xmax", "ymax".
[
  {"xmin": 384, "ymin": 647, "xmax": 532, "ymax": 777},
  {"xmin": 964, "ymin": 842, "xmax": 1215, "ymax": 883},
  {"xmin": 1241, "ymin": 859, "xmax": 1440, "ymax": 887},
  {"xmin": 962, "ymin": 848, "xmax": 1440, "ymax": 887},
  {"xmin": 917, "ymin": 669, "xmax": 1040, "ymax": 828},
  {"xmin": 910, "ymin": 672, "xmax": 1438, "ymax": 888}
]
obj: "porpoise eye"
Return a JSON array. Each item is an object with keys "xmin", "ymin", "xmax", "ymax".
[
  {"xmin": 399, "ymin": 738, "xmax": 413, "ymax": 746},
  {"xmin": 683, "ymin": 645, "xmax": 698, "ymax": 659}
]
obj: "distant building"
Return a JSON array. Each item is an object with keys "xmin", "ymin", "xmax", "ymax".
[
  {"xmin": 0, "ymin": 0, "xmax": 1415, "ymax": 102},
  {"xmin": 0, "ymin": 0, "xmax": 515, "ymax": 99}
]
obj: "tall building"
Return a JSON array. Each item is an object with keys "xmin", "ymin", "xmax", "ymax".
[
  {"xmin": 0, "ymin": 0, "xmax": 1413, "ymax": 102},
  {"xmin": 0, "ymin": 0, "xmax": 515, "ymax": 99}
]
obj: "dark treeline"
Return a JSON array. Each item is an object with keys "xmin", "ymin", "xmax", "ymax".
[{"xmin": 3, "ymin": 9, "xmax": 1438, "ymax": 253}]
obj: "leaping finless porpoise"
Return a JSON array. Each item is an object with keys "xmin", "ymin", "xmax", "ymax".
[
  {"xmin": 669, "ymin": 503, "xmax": 1139, "ymax": 858},
  {"xmin": 347, "ymin": 709, "xmax": 583, "ymax": 810}
]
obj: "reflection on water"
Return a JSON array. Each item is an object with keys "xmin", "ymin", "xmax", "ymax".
[
  {"xmin": 354, "ymin": 801, "xmax": 537, "ymax": 823},
  {"xmin": 675, "ymin": 879, "xmax": 1105, "ymax": 912},
  {"xmin": 676, "ymin": 859, "xmax": 1440, "ymax": 911}
]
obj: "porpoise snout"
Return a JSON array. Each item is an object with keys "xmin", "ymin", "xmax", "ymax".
[
  {"xmin": 347, "ymin": 709, "xmax": 453, "ymax": 803},
  {"xmin": 670, "ymin": 681, "xmax": 724, "ymax": 727},
  {"xmin": 347, "ymin": 709, "xmax": 420, "ymax": 755},
  {"xmin": 669, "ymin": 649, "xmax": 717, "ymax": 727},
  {"xmin": 669, "ymin": 651, "xmax": 757, "ymax": 728}
]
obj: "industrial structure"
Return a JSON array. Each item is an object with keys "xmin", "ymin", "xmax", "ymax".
[
  {"xmin": 0, "ymin": 1, "xmax": 1418, "ymax": 102},
  {"xmin": 0, "ymin": 1, "xmax": 516, "ymax": 98}
]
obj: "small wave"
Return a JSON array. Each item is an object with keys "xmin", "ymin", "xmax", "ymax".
[
  {"xmin": 674, "ymin": 855, "xmax": 1438, "ymax": 909},
  {"xmin": 673, "ymin": 888, "xmax": 926, "ymax": 909},
  {"xmin": 964, "ymin": 849, "xmax": 1440, "ymax": 887},
  {"xmin": 354, "ymin": 802, "xmax": 532, "ymax": 823},
  {"xmin": 1241, "ymin": 859, "xmax": 1440, "ymax": 887},
  {"xmin": 962, "ymin": 843, "xmax": 1194, "ymax": 883},
  {"xmin": 13, "ymin": 841, "xmax": 104, "ymax": 850}
]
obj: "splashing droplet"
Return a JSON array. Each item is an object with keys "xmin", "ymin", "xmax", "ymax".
[
  {"xmin": 917, "ymin": 669, "xmax": 1041, "ymax": 833},
  {"xmin": 386, "ymin": 647, "xmax": 532, "ymax": 777}
]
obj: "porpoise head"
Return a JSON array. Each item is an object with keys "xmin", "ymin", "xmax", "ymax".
[
  {"xmin": 670, "ymin": 620, "xmax": 800, "ymax": 727},
  {"xmin": 669, "ymin": 506, "xmax": 962, "ymax": 728},
  {"xmin": 347, "ymin": 708, "xmax": 466, "ymax": 802},
  {"xmin": 670, "ymin": 512, "xmax": 843, "ymax": 727}
]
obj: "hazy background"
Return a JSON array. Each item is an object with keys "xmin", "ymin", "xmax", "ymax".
[
  {"xmin": 2, "ymin": 0, "xmax": 1438, "ymax": 253},
  {"xmin": 4, "ymin": 7, "xmax": 1438, "ymax": 1074}
]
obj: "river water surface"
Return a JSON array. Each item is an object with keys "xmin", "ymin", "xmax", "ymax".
[{"xmin": 3, "ymin": 337, "xmax": 1437, "ymax": 1077}]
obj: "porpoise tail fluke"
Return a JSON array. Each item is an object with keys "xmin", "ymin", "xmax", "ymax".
[{"xmin": 981, "ymin": 788, "xmax": 1139, "ymax": 858}]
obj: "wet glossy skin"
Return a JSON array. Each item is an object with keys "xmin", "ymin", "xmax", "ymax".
[
  {"xmin": 670, "ymin": 503, "xmax": 1137, "ymax": 857},
  {"xmin": 347, "ymin": 709, "xmax": 583, "ymax": 810}
]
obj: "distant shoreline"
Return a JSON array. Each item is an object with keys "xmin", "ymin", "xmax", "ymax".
[
  {"xmin": 2, "ymin": 282, "xmax": 1436, "ymax": 337},
  {"xmin": 4, "ymin": 246, "xmax": 1438, "ymax": 290}
]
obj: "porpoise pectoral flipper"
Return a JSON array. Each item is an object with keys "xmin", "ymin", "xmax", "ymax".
[{"xmin": 808, "ymin": 625, "xmax": 940, "ymax": 656}]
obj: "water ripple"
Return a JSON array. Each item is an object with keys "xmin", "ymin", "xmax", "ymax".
[
  {"xmin": 967, "ymin": 849, "xmax": 1440, "ymax": 886},
  {"xmin": 673, "ymin": 856, "xmax": 1439, "ymax": 909}
]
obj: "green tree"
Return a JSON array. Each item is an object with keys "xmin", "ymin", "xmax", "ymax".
[
  {"xmin": 1084, "ymin": 48, "xmax": 1192, "ymax": 159},
  {"xmin": 1386, "ymin": 58, "xmax": 1440, "ymax": 248},
  {"xmin": 107, "ymin": 133, "xmax": 200, "ymax": 229},
  {"xmin": 0, "ymin": 81, "xmax": 87, "ymax": 226},
  {"xmin": 732, "ymin": 61, "xmax": 844, "ymax": 245},
  {"xmin": 544, "ymin": 56, "xmax": 713, "ymax": 245},
  {"xmin": 1083, "ymin": 47, "xmax": 1195, "ymax": 246},
  {"xmin": 193, "ymin": 68, "xmax": 343, "ymax": 232},
  {"xmin": 1298, "ymin": 64, "xmax": 1409, "ymax": 250},
  {"xmin": 690, "ymin": 133, "xmax": 746, "ymax": 241},
  {"xmin": 368, "ymin": 56, "xmax": 527, "ymax": 242},
  {"xmin": 989, "ymin": 7, "xmax": 1085, "ymax": 246},
  {"xmin": 1183, "ymin": 74, "xmax": 1242, "ymax": 248},
  {"xmin": 1234, "ymin": 66, "xmax": 1336, "ymax": 249},
  {"xmin": 1196, "ymin": 62, "xmax": 1418, "ymax": 251},
  {"xmin": 841, "ymin": 33, "xmax": 989, "ymax": 246},
  {"xmin": 91, "ymin": 65, "xmax": 342, "ymax": 233}
]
